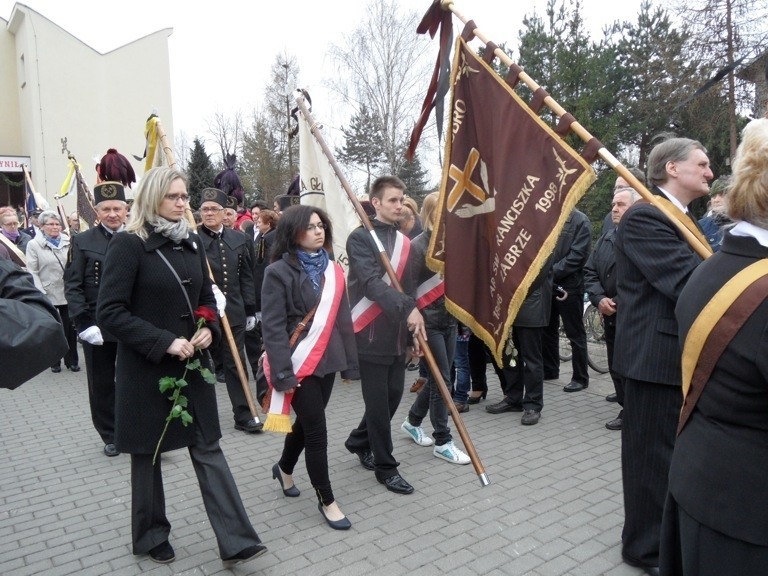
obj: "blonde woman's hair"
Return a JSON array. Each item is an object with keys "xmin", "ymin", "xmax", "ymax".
[
  {"xmin": 420, "ymin": 191, "xmax": 440, "ymax": 232},
  {"xmin": 727, "ymin": 118, "xmax": 768, "ymax": 228},
  {"xmin": 125, "ymin": 167, "xmax": 188, "ymax": 240}
]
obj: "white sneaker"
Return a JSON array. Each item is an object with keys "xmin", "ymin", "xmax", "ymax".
[
  {"xmin": 433, "ymin": 441, "xmax": 471, "ymax": 465},
  {"xmin": 400, "ymin": 421, "xmax": 434, "ymax": 446}
]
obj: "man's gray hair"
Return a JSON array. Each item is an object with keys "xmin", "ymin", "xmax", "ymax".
[{"xmin": 646, "ymin": 136, "xmax": 706, "ymax": 187}]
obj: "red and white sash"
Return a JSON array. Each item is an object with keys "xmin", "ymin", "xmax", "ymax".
[
  {"xmin": 351, "ymin": 231, "xmax": 410, "ymax": 333},
  {"xmin": 416, "ymin": 273, "xmax": 445, "ymax": 310},
  {"xmin": 264, "ymin": 262, "xmax": 346, "ymax": 415}
]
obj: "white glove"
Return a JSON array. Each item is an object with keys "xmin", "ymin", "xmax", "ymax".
[
  {"xmin": 255, "ymin": 311, "xmax": 262, "ymax": 324},
  {"xmin": 211, "ymin": 283, "xmax": 227, "ymax": 316},
  {"xmin": 79, "ymin": 326, "xmax": 104, "ymax": 346},
  {"xmin": 245, "ymin": 316, "xmax": 257, "ymax": 331}
]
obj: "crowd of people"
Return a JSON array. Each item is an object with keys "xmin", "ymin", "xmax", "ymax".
[{"xmin": 3, "ymin": 118, "xmax": 767, "ymax": 575}]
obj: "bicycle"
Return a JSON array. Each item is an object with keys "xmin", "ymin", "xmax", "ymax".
[{"xmin": 557, "ymin": 295, "xmax": 609, "ymax": 374}]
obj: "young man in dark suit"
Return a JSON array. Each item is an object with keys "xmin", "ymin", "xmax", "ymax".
[
  {"xmin": 614, "ymin": 137, "xmax": 713, "ymax": 575},
  {"xmin": 344, "ymin": 175, "xmax": 425, "ymax": 495}
]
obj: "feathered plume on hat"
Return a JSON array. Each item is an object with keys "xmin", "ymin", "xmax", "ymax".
[
  {"xmin": 214, "ymin": 153, "xmax": 244, "ymax": 205},
  {"xmin": 97, "ymin": 148, "xmax": 137, "ymax": 188}
]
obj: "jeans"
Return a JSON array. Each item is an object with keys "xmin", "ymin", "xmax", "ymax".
[
  {"xmin": 452, "ymin": 339, "xmax": 470, "ymax": 403},
  {"xmin": 408, "ymin": 323, "xmax": 457, "ymax": 446}
]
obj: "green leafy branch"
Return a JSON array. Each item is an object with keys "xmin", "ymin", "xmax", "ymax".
[{"xmin": 152, "ymin": 320, "xmax": 217, "ymax": 465}]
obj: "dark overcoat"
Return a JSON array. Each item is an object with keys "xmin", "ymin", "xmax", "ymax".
[
  {"xmin": 64, "ymin": 225, "xmax": 116, "ymax": 338},
  {"xmin": 670, "ymin": 232, "xmax": 768, "ymax": 546},
  {"xmin": 96, "ymin": 228, "xmax": 221, "ymax": 454},
  {"xmin": 261, "ymin": 253, "xmax": 358, "ymax": 391},
  {"xmin": 198, "ymin": 226, "xmax": 256, "ymax": 326}
]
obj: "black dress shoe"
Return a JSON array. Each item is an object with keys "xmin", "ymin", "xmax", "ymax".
[
  {"xmin": 103, "ymin": 443, "xmax": 120, "ymax": 457},
  {"xmin": 318, "ymin": 502, "xmax": 352, "ymax": 530},
  {"xmin": 272, "ymin": 463, "xmax": 300, "ymax": 497},
  {"xmin": 235, "ymin": 418, "xmax": 263, "ymax": 433},
  {"xmin": 148, "ymin": 541, "xmax": 175, "ymax": 564},
  {"xmin": 378, "ymin": 473, "xmax": 414, "ymax": 494},
  {"xmin": 51, "ymin": 366, "xmax": 62, "ymax": 373},
  {"xmin": 66, "ymin": 364, "xmax": 81, "ymax": 372},
  {"xmin": 467, "ymin": 390, "xmax": 487, "ymax": 404},
  {"xmin": 563, "ymin": 381, "xmax": 588, "ymax": 392},
  {"xmin": 485, "ymin": 398, "xmax": 523, "ymax": 414},
  {"xmin": 606, "ymin": 392, "xmax": 618, "ymax": 402},
  {"xmin": 222, "ymin": 543, "xmax": 267, "ymax": 568},
  {"xmin": 521, "ymin": 409, "xmax": 541, "ymax": 425},
  {"xmin": 605, "ymin": 410, "xmax": 623, "ymax": 430},
  {"xmin": 346, "ymin": 444, "xmax": 375, "ymax": 470}
]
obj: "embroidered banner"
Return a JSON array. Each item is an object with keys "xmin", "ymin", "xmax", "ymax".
[{"xmin": 427, "ymin": 37, "xmax": 596, "ymax": 365}]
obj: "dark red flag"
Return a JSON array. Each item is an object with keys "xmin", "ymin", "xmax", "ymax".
[{"xmin": 427, "ymin": 38, "xmax": 596, "ymax": 365}]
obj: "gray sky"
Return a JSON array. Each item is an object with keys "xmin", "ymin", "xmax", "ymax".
[{"xmin": 3, "ymin": 0, "xmax": 645, "ymax": 167}]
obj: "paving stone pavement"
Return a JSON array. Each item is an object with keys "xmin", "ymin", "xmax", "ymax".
[{"xmin": 1, "ymin": 345, "xmax": 646, "ymax": 576}]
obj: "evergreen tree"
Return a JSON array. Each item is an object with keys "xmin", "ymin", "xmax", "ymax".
[
  {"xmin": 336, "ymin": 105, "xmax": 386, "ymax": 193},
  {"xmin": 185, "ymin": 138, "xmax": 216, "ymax": 210},
  {"xmin": 240, "ymin": 110, "xmax": 284, "ymax": 208},
  {"xmin": 397, "ymin": 153, "xmax": 432, "ymax": 205}
]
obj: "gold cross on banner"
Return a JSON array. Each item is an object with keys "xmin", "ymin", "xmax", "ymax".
[{"xmin": 447, "ymin": 148, "xmax": 487, "ymax": 211}]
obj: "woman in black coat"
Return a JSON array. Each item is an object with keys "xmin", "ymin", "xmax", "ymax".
[
  {"xmin": 97, "ymin": 167, "xmax": 266, "ymax": 568},
  {"xmin": 261, "ymin": 205, "xmax": 358, "ymax": 530}
]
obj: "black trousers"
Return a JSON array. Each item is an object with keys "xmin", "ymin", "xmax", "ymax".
[
  {"xmin": 604, "ymin": 321, "xmax": 624, "ymax": 404},
  {"xmin": 493, "ymin": 326, "xmax": 544, "ymax": 411},
  {"xmin": 468, "ymin": 334, "xmax": 488, "ymax": 394},
  {"xmin": 217, "ymin": 323, "xmax": 252, "ymax": 424},
  {"xmin": 130, "ymin": 426, "xmax": 261, "ymax": 557},
  {"xmin": 279, "ymin": 373, "xmax": 336, "ymax": 504},
  {"xmin": 53, "ymin": 304, "xmax": 78, "ymax": 368},
  {"xmin": 622, "ymin": 379, "xmax": 681, "ymax": 568},
  {"xmin": 82, "ymin": 340, "xmax": 117, "ymax": 444},
  {"xmin": 660, "ymin": 492, "xmax": 768, "ymax": 576},
  {"xmin": 542, "ymin": 292, "xmax": 589, "ymax": 385},
  {"xmin": 346, "ymin": 356, "xmax": 405, "ymax": 481}
]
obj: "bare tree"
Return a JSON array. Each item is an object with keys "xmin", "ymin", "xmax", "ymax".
[
  {"xmin": 328, "ymin": 0, "xmax": 434, "ymax": 176},
  {"xmin": 206, "ymin": 109, "xmax": 244, "ymax": 165},
  {"xmin": 263, "ymin": 51, "xmax": 300, "ymax": 179},
  {"xmin": 174, "ymin": 130, "xmax": 191, "ymax": 172},
  {"xmin": 675, "ymin": 0, "xmax": 768, "ymax": 159}
]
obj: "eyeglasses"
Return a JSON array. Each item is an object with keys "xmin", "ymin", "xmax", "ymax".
[
  {"xmin": 3, "ymin": 221, "xmax": 20, "ymax": 227},
  {"xmin": 306, "ymin": 222, "xmax": 326, "ymax": 232},
  {"xmin": 164, "ymin": 193, "xmax": 190, "ymax": 203},
  {"xmin": 200, "ymin": 207, "xmax": 223, "ymax": 213}
]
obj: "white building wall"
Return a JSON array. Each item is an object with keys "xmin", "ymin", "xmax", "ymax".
[{"xmin": 2, "ymin": 4, "xmax": 173, "ymax": 210}]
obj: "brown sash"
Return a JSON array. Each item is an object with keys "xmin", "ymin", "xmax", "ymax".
[
  {"xmin": 653, "ymin": 196, "xmax": 713, "ymax": 256},
  {"xmin": 678, "ymin": 260, "xmax": 768, "ymax": 435}
]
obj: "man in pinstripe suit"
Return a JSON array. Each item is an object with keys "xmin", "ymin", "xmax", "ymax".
[{"xmin": 613, "ymin": 137, "xmax": 713, "ymax": 575}]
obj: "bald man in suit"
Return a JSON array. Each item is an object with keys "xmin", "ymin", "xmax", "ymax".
[{"xmin": 613, "ymin": 137, "xmax": 713, "ymax": 575}]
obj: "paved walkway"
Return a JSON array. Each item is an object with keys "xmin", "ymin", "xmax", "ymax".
[{"xmin": 1, "ymin": 346, "xmax": 645, "ymax": 575}]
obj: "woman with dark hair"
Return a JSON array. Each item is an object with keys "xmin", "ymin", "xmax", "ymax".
[
  {"xmin": 97, "ymin": 166, "xmax": 266, "ymax": 567},
  {"xmin": 261, "ymin": 204, "xmax": 358, "ymax": 530}
]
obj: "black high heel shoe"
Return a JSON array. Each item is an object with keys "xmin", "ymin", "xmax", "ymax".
[
  {"xmin": 272, "ymin": 463, "xmax": 300, "ymax": 497},
  {"xmin": 318, "ymin": 502, "xmax": 351, "ymax": 530},
  {"xmin": 467, "ymin": 390, "xmax": 487, "ymax": 404}
]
